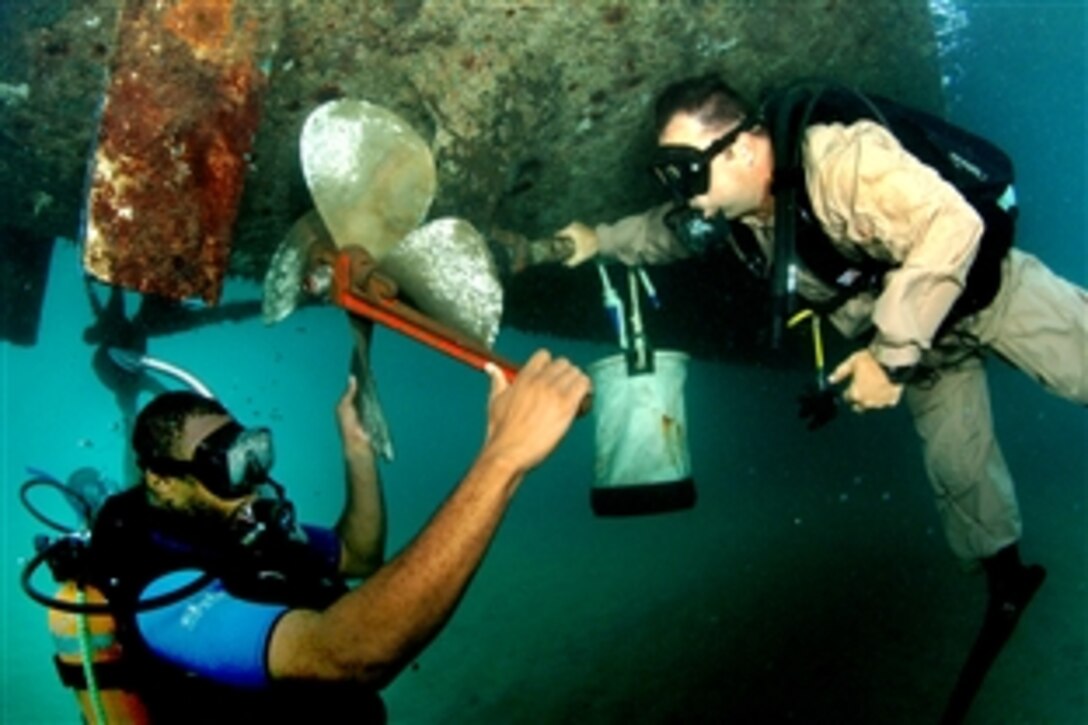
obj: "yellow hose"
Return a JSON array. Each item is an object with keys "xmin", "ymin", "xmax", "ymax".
[
  {"xmin": 787, "ymin": 309, "xmax": 826, "ymax": 375},
  {"xmin": 76, "ymin": 587, "xmax": 109, "ymax": 725}
]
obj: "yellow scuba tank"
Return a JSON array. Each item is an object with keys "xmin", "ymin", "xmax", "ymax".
[{"xmin": 48, "ymin": 581, "xmax": 151, "ymax": 725}]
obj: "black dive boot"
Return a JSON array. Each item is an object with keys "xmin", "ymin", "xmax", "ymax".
[
  {"xmin": 981, "ymin": 544, "xmax": 1047, "ymax": 630},
  {"xmin": 940, "ymin": 544, "xmax": 1047, "ymax": 724}
]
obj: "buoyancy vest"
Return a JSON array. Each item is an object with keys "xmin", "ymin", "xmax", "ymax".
[
  {"xmin": 87, "ymin": 487, "xmax": 384, "ymax": 724},
  {"xmin": 752, "ymin": 81, "xmax": 1018, "ymax": 344},
  {"xmin": 90, "ymin": 487, "xmax": 347, "ymax": 610}
]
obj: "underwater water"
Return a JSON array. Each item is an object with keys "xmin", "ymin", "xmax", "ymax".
[{"xmin": 2, "ymin": 2, "xmax": 1085, "ymax": 723}]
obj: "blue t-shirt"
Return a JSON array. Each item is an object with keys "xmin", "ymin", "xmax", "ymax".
[{"xmin": 135, "ymin": 525, "xmax": 341, "ymax": 688}]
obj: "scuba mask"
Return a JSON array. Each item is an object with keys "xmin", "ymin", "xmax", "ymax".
[
  {"xmin": 146, "ymin": 421, "xmax": 275, "ymax": 498},
  {"xmin": 650, "ymin": 116, "xmax": 757, "ymax": 203}
]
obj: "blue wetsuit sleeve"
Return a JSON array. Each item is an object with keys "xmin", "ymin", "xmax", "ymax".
[
  {"xmin": 136, "ymin": 570, "xmax": 288, "ymax": 689},
  {"xmin": 135, "ymin": 528, "xmax": 341, "ymax": 688}
]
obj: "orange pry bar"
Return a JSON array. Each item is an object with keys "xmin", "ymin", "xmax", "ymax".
[{"xmin": 331, "ymin": 253, "xmax": 520, "ymax": 382}]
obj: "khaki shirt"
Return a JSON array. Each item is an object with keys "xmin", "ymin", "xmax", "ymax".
[{"xmin": 595, "ymin": 120, "xmax": 984, "ymax": 369}]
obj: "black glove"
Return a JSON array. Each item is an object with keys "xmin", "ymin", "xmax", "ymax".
[{"xmin": 798, "ymin": 382, "xmax": 838, "ymax": 430}]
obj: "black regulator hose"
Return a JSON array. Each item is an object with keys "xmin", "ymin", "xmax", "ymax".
[
  {"xmin": 19, "ymin": 476, "xmax": 217, "ymax": 616},
  {"xmin": 19, "ymin": 476, "xmax": 91, "ymax": 534},
  {"xmin": 20, "ymin": 537, "xmax": 217, "ymax": 614}
]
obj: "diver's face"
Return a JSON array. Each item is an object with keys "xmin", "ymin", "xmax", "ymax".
[
  {"xmin": 149, "ymin": 414, "xmax": 256, "ymax": 520},
  {"xmin": 658, "ymin": 112, "xmax": 766, "ymax": 220}
]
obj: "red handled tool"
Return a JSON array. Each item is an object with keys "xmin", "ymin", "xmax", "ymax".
[
  {"xmin": 331, "ymin": 251, "xmax": 520, "ymax": 382},
  {"xmin": 329, "ymin": 251, "xmax": 591, "ymax": 415}
]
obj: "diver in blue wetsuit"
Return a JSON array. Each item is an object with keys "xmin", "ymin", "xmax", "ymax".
[{"xmin": 87, "ymin": 344, "xmax": 590, "ymax": 723}]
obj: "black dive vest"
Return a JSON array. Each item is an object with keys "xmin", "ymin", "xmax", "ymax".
[
  {"xmin": 88, "ymin": 487, "xmax": 384, "ymax": 724},
  {"xmin": 756, "ymin": 83, "xmax": 1017, "ymax": 339}
]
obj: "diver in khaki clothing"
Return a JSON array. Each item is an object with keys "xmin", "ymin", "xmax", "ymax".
[{"xmin": 543, "ymin": 75, "xmax": 1086, "ymax": 721}]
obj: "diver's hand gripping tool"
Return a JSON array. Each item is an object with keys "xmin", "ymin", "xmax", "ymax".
[
  {"xmin": 328, "ymin": 249, "xmax": 591, "ymax": 415},
  {"xmin": 330, "ymin": 249, "xmax": 519, "ymax": 380}
]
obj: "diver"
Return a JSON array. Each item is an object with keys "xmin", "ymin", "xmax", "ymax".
[
  {"xmin": 83, "ymin": 280, "xmax": 265, "ymax": 479},
  {"xmin": 25, "ymin": 323, "xmax": 589, "ymax": 723},
  {"xmin": 535, "ymin": 74, "xmax": 1086, "ymax": 722}
]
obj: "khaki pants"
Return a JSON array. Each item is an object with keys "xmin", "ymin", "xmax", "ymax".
[{"xmin": 905, "ymin": 250, "xmax": 1087, "ymax": 562}]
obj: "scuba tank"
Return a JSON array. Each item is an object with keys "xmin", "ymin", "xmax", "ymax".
[
  {"xmin": 21, "ymin": 468, "xmax": 152, "ymax": 724},
  {"xmin": 48, "ymin": 581, "xmax": 151, "ymax": 724}
]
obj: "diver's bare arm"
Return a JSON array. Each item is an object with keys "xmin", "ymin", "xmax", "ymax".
[
  {"xmin": 266, "ymin": 351, "xmax": 589, "ymax": 688},
  {"xmin": 334, "ymin": 314, "xmax": 389, "ymax": 577},
  {"xmin": 333, "ymin": 372, "xmax": 386, "ymax": 577}
]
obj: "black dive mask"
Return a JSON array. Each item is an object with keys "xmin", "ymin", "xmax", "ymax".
[
  {"xmin": 147, "ymin": 421, "xmax": 275, "ymax": 498},
  {"xmin": 650, "ymin": 116, "xmax": 757, "ymax": 202}
]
